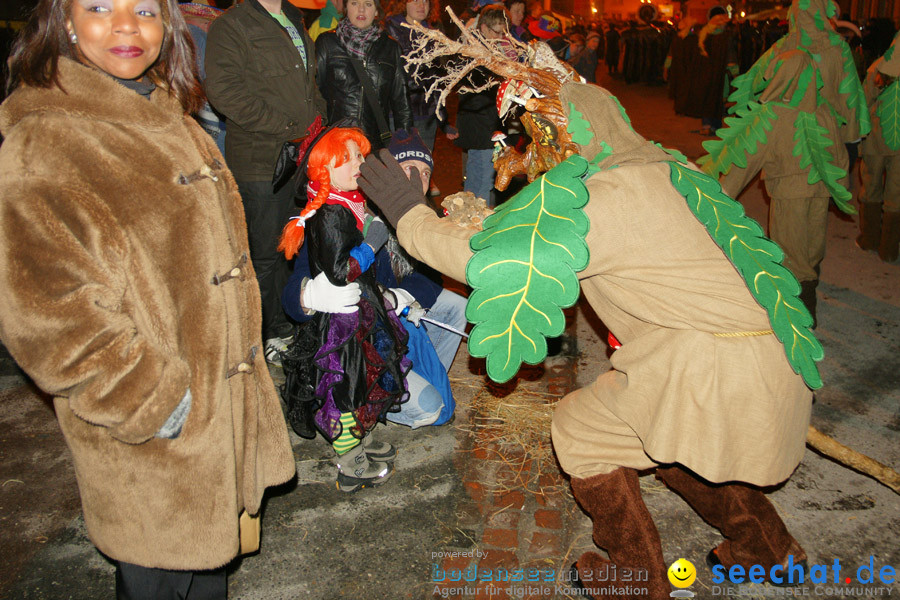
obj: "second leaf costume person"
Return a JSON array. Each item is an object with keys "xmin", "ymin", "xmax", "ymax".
[{"xmin": 279, "ymin": 124, "xmax": 410, "ymax": 492}]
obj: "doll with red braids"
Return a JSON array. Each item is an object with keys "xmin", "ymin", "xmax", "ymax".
[{"xmin": 279, "ymin": 125, "xmax": 410, "ymax": 492}]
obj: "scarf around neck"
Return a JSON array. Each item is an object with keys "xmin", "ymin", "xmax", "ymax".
[
  {"xmin": 336, "ymin": 17, "xmax": 381, "ymax": 58},
  {"xmin": 112, "ymin": 76, "xmax": 157, "ymax": 100},
  {"xmin": 307, "ymin": 180, "xmax": 368, "ymax": 230}
]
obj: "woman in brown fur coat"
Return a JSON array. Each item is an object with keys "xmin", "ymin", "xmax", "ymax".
[{"xmin": 0, "ymin": 0, "xmax": 294, "ymax": 596}]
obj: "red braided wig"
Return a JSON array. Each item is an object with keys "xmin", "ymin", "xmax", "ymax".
[{"xmin": 277, "ymin": 128, "xmax": 371, "ymax": 259}]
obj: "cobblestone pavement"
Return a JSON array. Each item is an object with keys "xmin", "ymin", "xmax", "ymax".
[{"xmin": 1, "ymin": 68, "xmax": 898, "ymax": 600}]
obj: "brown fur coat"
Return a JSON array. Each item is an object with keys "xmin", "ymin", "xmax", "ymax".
[{"xmin": 0, "ymin": 59, "xmax": 294, "ymax": 570}]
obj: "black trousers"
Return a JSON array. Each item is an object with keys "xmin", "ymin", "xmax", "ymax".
[
  {"xmin": 115, "ymin": 561, "xmax": 226, "ymax": 600},
  {"xmin": 236, "ymin": 179, "xmax": 296, "ymax": 340}
]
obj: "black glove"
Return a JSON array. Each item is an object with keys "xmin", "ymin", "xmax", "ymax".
[
  {"xmin": 358, "ymin": 149, "xmax": 426, "ymax": 229},
  {"xmin": 363, "ymin": 216, "xmax": 389, "ymax": 253}
]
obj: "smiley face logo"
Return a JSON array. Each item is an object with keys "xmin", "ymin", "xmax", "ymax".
[{"xmin": 667, "ymin": 558, "xmax": 697, "ymax": 588}]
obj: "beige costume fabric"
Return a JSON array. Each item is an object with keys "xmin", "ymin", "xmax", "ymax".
[
  {"xmin": 398, "ymin": 81, "xmax": 812, "ymax": 487},
  {"xmin": 0, "ymin": 59, "xmax": 295, "ymax": 570}
]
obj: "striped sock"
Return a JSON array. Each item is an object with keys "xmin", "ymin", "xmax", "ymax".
[{"xmin": 333, "ymin": 412, "xmax": 360, "ymax": 455}]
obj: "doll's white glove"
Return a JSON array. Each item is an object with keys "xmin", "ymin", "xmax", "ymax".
[
  {"xmin": 389, "ymin": 288, "xmax": 425, "ymax": 326},
  {"xmin": 302, "ymin": 272, "xmax": 361, "ymax": 314}
]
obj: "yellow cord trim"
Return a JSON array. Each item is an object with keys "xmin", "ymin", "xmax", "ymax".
[{"xmin": 714, "ymin": 329, "xmax": 774, "ymax": 338}]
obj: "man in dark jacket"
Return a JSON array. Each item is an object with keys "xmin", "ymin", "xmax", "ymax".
[{"xmin": 205, "ymin": 0, "xmax": 326, "ymax": 366}]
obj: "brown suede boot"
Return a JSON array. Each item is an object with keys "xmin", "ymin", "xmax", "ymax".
[
  {"xmin": 656, "ymin": 465, "xmax": 806, "ymax": 577},
  {"xmin": 879, "ymin": 211, "xmax": 900, "ymax": 263},
  {"xmin": 856, "ymin": 202, "xmax": 883, "ymax": 252},
  {"xmin": 570, "ymin": 468, "xmax": 671, "ymax": 600}
]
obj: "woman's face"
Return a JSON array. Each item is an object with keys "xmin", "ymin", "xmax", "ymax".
[
  {"xmin": 327, "ymin": 141, "xmax": 366, "ymax": 192},
  {"xmin": 67, "ymin": 0, "xmax": 164, "ymax": 81},
  {"xmin": 509, "ymin": 2, "xmax": 525, "ymax": 26},
  {"xmin": 346, "ymin": 0, "xmax": 377, "ymax": 29},
  {"xmin": 405, "ymin": 0, "xmax": 429, "ymax": 24}
]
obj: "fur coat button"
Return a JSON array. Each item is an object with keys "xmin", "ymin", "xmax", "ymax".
[{"xmin": 230, "ymin": 267, "xmax": 241, "ymax": 277}]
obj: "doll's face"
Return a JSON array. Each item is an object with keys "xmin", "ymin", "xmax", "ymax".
[{"xmin": 327, "ymin": 141, "xmax": 366, "ymax": 192}]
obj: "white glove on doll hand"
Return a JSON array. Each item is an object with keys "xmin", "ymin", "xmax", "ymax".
[
  {"xmin": 389, "ymin": 288, "xmax": 425, "ymax": 326},
  {"xmin": 302, "ymin": 272, "xmax": 361, "ymax": 314}
]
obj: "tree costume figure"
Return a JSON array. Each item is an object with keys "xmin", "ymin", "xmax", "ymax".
[
  {"xmin": 857, "ymin": 31, "xmax": 900, "ymax": 263},
  {"xmin": 358, "ymin": 14, "xmax": 821, "ymax": 598},
  {"xmin": 699, "ymin": 48, "xmax": 850, "ymax": 326},
  {"xmin": 727, "ymin": 0, "xmax": 870, "ymax": 149},
  {"xmin": 697, "ymin": 0, "xmax": 870, "ymax": 325},
  {"xmin": 279, "ymin": 124, "xmax": 410, "ymax": 492}
]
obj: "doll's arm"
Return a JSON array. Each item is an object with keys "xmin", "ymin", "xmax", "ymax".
[{"xmin": 307, "ymin": 204, "xmax": 371, "ymax": 283}]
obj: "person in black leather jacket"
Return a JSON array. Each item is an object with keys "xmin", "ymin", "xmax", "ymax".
[{"xmin": 315, "ymin": 0, "xmax": 413, "ymax": 149}]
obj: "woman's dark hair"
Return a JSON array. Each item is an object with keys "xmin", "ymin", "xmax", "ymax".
[{"xmin": 7, "ymin": 0, "xmax": 202, "ymax": 113}]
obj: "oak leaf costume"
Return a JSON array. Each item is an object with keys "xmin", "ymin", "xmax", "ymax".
[
  {"xmin": 707, "ymin": 50, "xmax": 849, "ymax": 323},
  {"xmin": 702, "ymin": 0, "xmax": 866, "ymax": 323},
  {"xmin": 360, "ymin": 79, "xmax": 815, "ymax": 599}
]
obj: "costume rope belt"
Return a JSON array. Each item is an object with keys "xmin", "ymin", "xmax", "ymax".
[{"xmin": 713, "ymin": 329, "xmax": 774, "ymax": 338}]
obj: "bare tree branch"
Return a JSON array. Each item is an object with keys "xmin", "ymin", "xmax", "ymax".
[{"xmin": 400, "ymin": 6, "xmax": 577, "ymax": 118}]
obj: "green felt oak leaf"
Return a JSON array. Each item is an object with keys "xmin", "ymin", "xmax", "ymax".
[
  {"xmin": 669, "ymin": 162, "xmax": 824, "ymax": 389},
  {"xmin": 465, "ymin": 156, "xmax": 591, "ymax": 383},
  {"xmin": 566, "ymin": 102, "xmax": 595, "ymax": 146},
  {"xmin": 654, "ymin": 142, "xmax": 688, "ymax": 164},
  {"xmin": 728, "ymin": 44, "xmax": 780, "ymax": 114},
  {"xmin": 877, "ymin": 80, "xmax": 900, "ymax": 151},
  {"xmin": 786, "ymin": 64, "xmax": 815, "ymax": 108},
  {"xmin": 813, "ymin": 8, "xmax": 826, "ymax": 31},
  {"xmin": 792, "ymin": 112, "xmax": 855, "ymax": 213},
  {"xmin": 586, "ymin": 142, "xmax": 613, "ymax": 176},
  {"xmin": 699, "ymin": 101, "xmax": 777, "ymax": 179},
  {"xmin": 839, "ymin": 44, "xmax": 872, "ymax": 136},
  {"xmin": 800, "ymin": 28, "xmax": 813, "ymax": 48}
]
